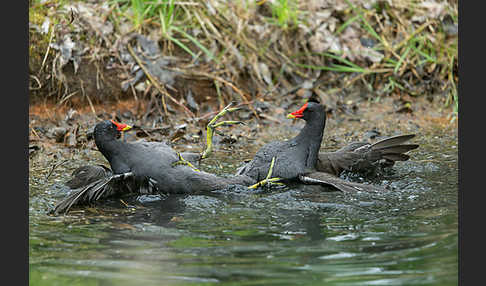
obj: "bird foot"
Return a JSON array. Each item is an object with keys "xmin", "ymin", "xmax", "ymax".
[
  {"xmin": 248, "ymin": 177, "xmax": 284, "ymax": 189},
  {"xmin": 248, "ymin": 157, "xmax": 284, "ymax": 189},
  {"xmin": 172, "ymin": 152, "xmax": 200, "ymax": 172},
  {"xmin": 201, "ymin": 103, "xmax": 244, "ymax": 159}
]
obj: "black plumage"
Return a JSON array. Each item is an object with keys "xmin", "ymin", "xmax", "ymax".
[
  {"xmin": 53, "ymin": 120, "xmax": 255, "ymax": 214},
  {"xmin": 53, "ymin": 99, "xmax": 419, "ymax": 214},
  {"xmin": 237, "ymin": 99, "xmax": 326, "ymax": 182}
]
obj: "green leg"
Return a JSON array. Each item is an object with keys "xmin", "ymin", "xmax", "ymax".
[
  {"xmin": 172, "ymin": 152, "xmax": 200, "ymax": 172},
  {"xmin": 201, "ymin": 103, "xmax": 243, "ymax": 159},
  {"xmin": 248, "ymin": 157, "xmax": 284, "ymax": 189}
]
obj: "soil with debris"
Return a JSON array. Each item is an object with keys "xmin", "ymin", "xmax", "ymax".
[{"xmin": 30, "ymin": 1, "xmax": 457, "ymax": 109}]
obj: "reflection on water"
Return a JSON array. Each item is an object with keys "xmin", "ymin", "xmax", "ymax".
[{"xmin": 29, "ymin": 131, "xmax": 458, "ymax": 286}]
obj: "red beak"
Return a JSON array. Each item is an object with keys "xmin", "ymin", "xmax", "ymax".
[
  {"xmin": 287, "ymin": 103, "xmax": 308, "ymax": 119},
  {"xmin": 110, "ymin": 120, "xmax": 132, "ymax": 131}
]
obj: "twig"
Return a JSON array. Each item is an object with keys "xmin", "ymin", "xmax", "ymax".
[
  {"xmin": 129, "ymin": 81, "xmax": 139, "ymax": 101},
  {"xmin": 127, "ymin": 44, "xmax": 195, "ymax": 118},
  {"xmin": 45, "ymin": 159, "xmax": 69, "ymax": 181},
  {"xmin": 80, "ymin": 80, "xmax": 98, "ymax": 118},
  {"xmin": 198, "ymin": 100, "xmax": 255, "ymax": 121},
  {"xmin": 183, "ymin": 69, "xmax": 250, "ymax": 101},
  {"xmin": 30, "ymin": 75, "xmax": 42, "ymax": 90},
  {"xmin": 161, "ymin": 88, "xmax": 168, "ymax": 116},
  {"xmin": 119, "ymin": 199, "xmax": 130, "ymax": 208},
  {"xmin": 337, "ymin": 62, "xmax": 393, "ymax": 92},
  {"xmin": 57, "ymin": 91, "xmax": 78, "ymax": 106},
  {"xmin": 68, "ymin": 8, "xmax": 76, "ymax": 25},
  {"xmin": 393, "ymin": 20, "xmax": 433, "ymax": 52},
  {"xmin": 30, "ymin": 127, "xmax": 41, "ymax": 139},
  {"xmin": 259, "ymin": 113, "xmax": 281, "ymax": 123},
  {"xmin": 133, "ymin": 126, "xmax": 153, "ymax": 138},
  {"xmin": 214, "ymin": 80, "xmax": 224, "ymax": 109},
  {"xmin": 38, "ymin": 23, "xmax": 56, "ymax": 77}
]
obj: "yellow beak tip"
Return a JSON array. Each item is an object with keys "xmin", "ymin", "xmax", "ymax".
[{"xmin": 286, "ymin": 114, "xmax": 296, "ymax": 119}]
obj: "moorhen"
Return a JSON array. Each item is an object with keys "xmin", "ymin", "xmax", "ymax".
[
  {"xmin": 237, "ymin": 96, "xmax": 418, "ymax": 193},
  {"xmin": 236, "ymin": 97, "xmax": 326, "ymax": 186},
  {"xmin": 53, "ymin": 118, "xmax": 256, "ymax": 214}
]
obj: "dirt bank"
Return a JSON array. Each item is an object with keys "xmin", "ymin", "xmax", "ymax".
[{"xmin": 29, "ymin": 0, "xmax": 458, "ymax": 121}]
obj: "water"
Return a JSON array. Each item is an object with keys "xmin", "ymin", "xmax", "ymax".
[{"xmin": 29, "ymin": 130, "xmax": 458, "ymax": 286}]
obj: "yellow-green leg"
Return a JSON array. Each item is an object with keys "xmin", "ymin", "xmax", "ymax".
[
  {"xmin": 172, "ymin": 152, "xmax": 200, "ymax": 172},
  {"xmin": 201, "ymin": 103, "xmax": 243, "ymax": 159},
  {"xmin": 248, "ymin": 157, "xmax": 284, "ymax": 189}
]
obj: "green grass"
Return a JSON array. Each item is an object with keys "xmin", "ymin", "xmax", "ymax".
[
  {"xmin": 268, "ymin": 0, "xmax": 299, "ymax": 29},
  {"xmin": 108, "ymin": 0, "xmax": 163, "ymax": 31},
  {"xmin": 108, "ymin": 0, "xmax": 159, "ymax": 31},
  {"xmin": 291, "ymin": 51, "xmax": 391, "ymax": 74},
  {"xmin": 330, "ymin": 0, "xmax": 457, "ymax": 103},
  {"xmin": 108, "ymin": 0, "xmax": 215, "ymax": 61},
  {"xmin": 158, "ymin": 0, "xmax": 177, "ymax": 36},
  {"xmin": 169, "ymin": 26, "xmax": 216, "ymax": 62}
]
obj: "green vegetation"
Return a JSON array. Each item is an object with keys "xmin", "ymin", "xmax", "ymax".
[
  {"xmin": 108, "ymin": 0, "xmax": 214, "ymax": 61},
  {"xmin": 268, "ymin": 0, "xmax": 300, "ymax": 29}
]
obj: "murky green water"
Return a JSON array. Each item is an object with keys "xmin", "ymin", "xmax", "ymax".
[{"xmin": 29, "ymin": 130, "xmax": 458, "ymax": 286}]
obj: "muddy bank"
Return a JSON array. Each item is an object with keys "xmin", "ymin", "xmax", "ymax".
[{"xmin": 29, "ymin": 0, "xmax": 458, "ymax": 119}]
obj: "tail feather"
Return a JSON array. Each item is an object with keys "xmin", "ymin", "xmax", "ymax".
[
  {"xmin": 317, "ymin": 134, "xmax": 418, "ymax": 176},
  {"xmin": 375, "ymin": 144, "xmax": 419, "ymax": 154},
  {"xmin": 370, "ymin": 134, "xmax": 415, "ymax": 149},
  {"xmin": 382, "ymin": 153, "xmax": 410, "ymax": 161},
  {"xmin": 52, "ymin": 170, "xmax": 153, "ymax": 215},
  {"xmin": 52, "ymin": 176, "xmax": 114, "ymax": 215},
  {"xmin": 92, "ymin": 180, "xmax": 113, "ymax": 201}
]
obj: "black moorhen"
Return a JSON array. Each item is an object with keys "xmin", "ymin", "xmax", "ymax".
[
  {"xmin": 237, "ymin": 96, "xmax": 417, "ymax": 193},
  {"xmin": 53, "ymin": 119, "xmax": 255, "ymax": 214},
  {"xmin": 236, "ymin": 97, "xmax": 326, "ymax": 185}
]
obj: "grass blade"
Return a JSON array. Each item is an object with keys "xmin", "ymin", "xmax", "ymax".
[
  {"xmin": 171, "ymin": 26, "xmax": 216, "ymax": 62},
  {"xmin": 167, "ymin": 35, "xmax": 198, "ymax": 59},
  {"xmin": 295, "ymin": 63, "xmax": 362, "ymax": 73},
  {"xmin": 322, "ymin": 52, "xmax": 362, "ymax": 69},
  {"xmin": 394, "ymin": 45, "xmax": 411, "ymax": 74},
  {"xmin": 335, "ymin": 14, "xmax": 360, "ymax": 35}
]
